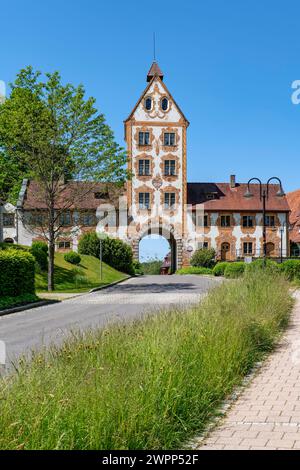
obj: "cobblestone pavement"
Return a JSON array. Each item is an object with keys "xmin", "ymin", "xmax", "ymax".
[{"xmin": 197, "ymin": 291, "xmax": 300, "ymax": 450}]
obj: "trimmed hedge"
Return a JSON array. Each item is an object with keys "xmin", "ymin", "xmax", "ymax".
[
  {"xmin": 280, "ymin": 260, "xmax": 300, "ymax": 280},
  {"xmin": 0, "ymin": 250, "xmax": 35, "ymax": 296},
  {"xmin": 224, "ymin": 262, "xmax": 245, "ymax": 279},
  {"xmin": 64, "ymin": 251, "xmax": 81, "ymax": 265},
  {"xmin": 78, "ymin": 232, "xmax": 134, "ymax": 275},
  {"xmin": 176, "ymin": 266, "xmax": 213, "ymax": 275},
  {"xmin": 246, "ymin": 258, "xmax": 280, "ymax": 274},
  {"xmin": 212, "ymin": 262, "xmax": 229, "ymax": 276}
]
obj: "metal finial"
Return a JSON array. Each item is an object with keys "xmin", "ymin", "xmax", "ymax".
[{"xmin": 153, "ymin": 32, "xmax": 156, "ymax": 61}]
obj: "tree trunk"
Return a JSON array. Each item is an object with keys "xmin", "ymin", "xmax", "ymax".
[
  {"xmin": 48, "ymin": 236, "xmax": 55, "ymax": 292},
  {"xmin": 48, "ymin": 201, "xmax": 55, "ymax": 292}
]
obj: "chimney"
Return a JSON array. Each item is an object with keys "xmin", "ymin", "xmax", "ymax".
[{"xmin": 230, "ymin": 174, "xmax": 236, "ymax": 188}]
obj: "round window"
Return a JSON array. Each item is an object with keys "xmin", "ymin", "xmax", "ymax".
[
  {"xmin": 145, "ymin": 97, "xmax": 152, "ymax": 111},
  {"xmin": 161, "ymin": 97, "xmax": 168, "ymax": 111}
]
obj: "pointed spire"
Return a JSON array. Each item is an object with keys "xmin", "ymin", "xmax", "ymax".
[{"xmin": 147, "ymin": 61, "xmax": 164, "ymax": 82}]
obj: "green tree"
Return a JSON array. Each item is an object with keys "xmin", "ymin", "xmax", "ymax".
[{"xmin": 0, "ymin": 66, "xmax": 128, "ymax": 291}]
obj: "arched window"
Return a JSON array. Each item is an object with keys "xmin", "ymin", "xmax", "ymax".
[
  {"xmin": 161, "ymin": 97, "xmax": 168, "ymax": 111},
  {"xmin": 144, "ymin": 97, "xmax": 152, "ymax": 111}
]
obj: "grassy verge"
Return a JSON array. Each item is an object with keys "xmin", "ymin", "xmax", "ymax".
[
  {"xmin": 0, "ymin": 271, "xmax": 292, "ymax": 449},
  {"xmin": 35, "ymin": 252, "xmax": 127, "ymax": 292},
  {"xmin": 0, "ymin": 293, "xmax": 39, "ymax": 311},
  {"xmin": 176, "ymin": 266, "xmax": 213, "ymax": 275}
]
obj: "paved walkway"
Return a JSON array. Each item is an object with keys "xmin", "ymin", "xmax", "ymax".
[{"xmin": 198, "ymin": 291, "xmax": 300, "ymax": 450}]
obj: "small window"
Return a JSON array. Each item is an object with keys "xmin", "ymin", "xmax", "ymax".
[
  {"xmin": 206, "ymin": 193, "xmax": 215, "ymax": 200},
  {"xmin": 196, "ymin": 215, "xmax": 208, "ymax": 227},
  {"xmin": 94, "ymin": 192, "xmax": 109, "ymax": 200},
  {"xmin": 139, "ymin": 192, "xmax": 150, "ymax": 210},
  {"xmin": 144, "ymin": 97, "xmax": 152, "ymax": 111},
  {"xmin": 265, "ymin": 215, "xmax": 275, "ymax": 227},
  {"xmin": 138, "ymin": 132, "xmax": 150, "ymax": 146},
  {"xmin": 57, "ymin": 241, "xmax": 71, "ymax": 250},
  {"xmin": 3, "ymin": 213, "xmax": 15, "ymax": 227},
  {"xmin": 138, "ymin": 159, "xmax": 150, "ymax": 176},
  {"xmin": 164, "ymin": 160, "xmax": 176, "ymax": 176},
  {"xmin": 163, "ymin": 132, "xmax": 176, "ymax": 146},
  {"xmin": 198, "ymin": 241, "xmax": 209, "ymax": 250},
  {"xmin": 242, "ymin": 215, "xmax": 254, "ymax": 228},
  {"xmin": 82, "ymin": 213, "xmax": 96, "ymax": 226},
  {"xmin": 243, "ymin": 242, "xmax": 253, "ymax": 255},
  {"xmin": 164, "ymin": 192, "xmax": 176, "ymax": 209},
  {"xmin": 220, "ymin": 215, "xmax": 231, "ymax": 227},
  {"xmin": 161, "ymin": 97, "xmax": 168, "ymax": 111},
  {"xmin": 59, "ymin": 211, "xmax": 71, "ymax": 226}
]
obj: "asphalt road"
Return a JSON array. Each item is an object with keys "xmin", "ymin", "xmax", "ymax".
[{"xmin": 0, "ymin": 275, "xmax": 221, "ymax": 367}]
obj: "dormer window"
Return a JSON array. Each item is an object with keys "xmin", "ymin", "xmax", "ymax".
[
  {"xmin": 161, "ymin": 97, "xmax": 168, "ymax": 111},
  {"xmin": 144, "ymin": 97, "xmax": 152, "ymax": 111}
]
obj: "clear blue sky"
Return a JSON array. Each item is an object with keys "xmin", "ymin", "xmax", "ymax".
[{"xmin": 1, "ymin": 0, "xmax": 300, "ymax": 260}]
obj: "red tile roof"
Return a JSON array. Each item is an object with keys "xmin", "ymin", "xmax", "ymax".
[
  {"xmin": 187, "ymin": 183, "xmax": 290, "ymax": 212},
  {"xmin": 287, "ymin": 189, "xmax": 300, "ymax": 243},
  {"xmin": 22, "ymin": 180, "xmax": 126, "ymax": 210}
]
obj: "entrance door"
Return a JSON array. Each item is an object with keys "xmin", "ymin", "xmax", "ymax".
[
  {"xmin": 221, "ymin": 242, "xmax": 230, "ymax": 261},
  {"xmin": 266, "ymin": 242, "xmax": 275, "ymax": 257}
]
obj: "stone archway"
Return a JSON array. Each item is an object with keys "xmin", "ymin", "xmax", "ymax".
[{"xmin": 132, "ymin": 224, "xmax": 182, "ymax": 273}]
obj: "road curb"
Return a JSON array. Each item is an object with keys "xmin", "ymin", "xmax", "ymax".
[
  {"xmin": 0, "ymin": 299, "xmax": 59, "ymax": 317},
  {"xmin": 89, "ymin": 275, "xmax": 132, "ymax": 293}
]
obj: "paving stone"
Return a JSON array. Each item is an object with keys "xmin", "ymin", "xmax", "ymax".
[{"xmin": 197, "ymin": 292, "xmax": 300, "ymax": 451}]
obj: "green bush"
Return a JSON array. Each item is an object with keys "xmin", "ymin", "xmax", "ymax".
[
  {"xmin": 246, "ymin": 258, "xmax": 278, "ymax": 271},
  {"xmin": 212, "ymin": 262, "xmax": 229, "ymax": 276},
  {"xmin": 0, "ymin": 250, "xmax": 35, "ymax": 296},
  {"xmin": 78, "ymin": 232, "xmax": 134, "ymax": 275},
  {"xmin": 64, "ymin": 251, "xmax": 81, "ymax": 265},
  {"xmin": 280, "ymin": 260, "xmax": 300, "ymax": 280},
  {"xmin": 224, "ymin": 262, "xmax": 245, "ymax": 278},
  {"xmin": 133, "ymin": 260, "xmax": 143, "ymax": 275},
  {"xmin": 30, "ymin": 241, "xmax": 48, "ymax": 271},
  {"xmin": 190, "ymin": 248, "xmax": 216, "ymax": 268},
  {"xmin": 176, "ymin": 266, "xmax": 213, "ymax": 275},
  {"xmin": 0, "ymin": 270, "xmax": 291, "ymax": 449},
  {"xmin": 0, "ymin": 243, "xmax": 29, "ymax": 252}
]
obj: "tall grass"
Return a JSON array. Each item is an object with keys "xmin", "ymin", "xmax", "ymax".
[{"xmin": 0, "ymin": 271, "xmax": 292, "ymax": 450}]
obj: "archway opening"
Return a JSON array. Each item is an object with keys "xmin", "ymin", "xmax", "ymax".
[{"xmin": 139, "ymin": 232, "xmax": 177, "ymax": 274}]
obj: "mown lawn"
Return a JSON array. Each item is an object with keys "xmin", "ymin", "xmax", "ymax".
[
  {"xmin": 0, "ymin": 270, "xmax": 293, "ymax": 449},
  {"xmin": 35, "ymin": 252, "xmax": 127, "ymax": 292}
]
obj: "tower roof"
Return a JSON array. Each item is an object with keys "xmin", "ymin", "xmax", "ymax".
[{"xmin": 147, "ymin": 61, "xmax": 164, "ymax": 82}]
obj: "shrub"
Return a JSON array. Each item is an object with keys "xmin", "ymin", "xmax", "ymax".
[
  {"xmin": 224, "ymin": 262, "xmax": 245, "ymax": 278},
  {"xmin": 212, "ymin": 262, "xmax": 229, "ymax": 276},
  {"xmin": 0, "ymin": 243, "xmax": 29, "ymax": 252},
  {"xmin": 30, "ymin": 241, "xmax": 48, "ymax": 271},
  {"xmin": 280, "ymin": 259, "xmax": 300, "ymax": 280},
  {"xmin": 78, "ymin": 232, "xmax": 134, "ymax": 275},
  {"xmin": 64, "ymin": 251, "xmax": 81, "ymax": 265},
  {"xmin": 132, "ymin": 260, "xmax": 143, "ymax": 275},
  {"xmin": 190, "ymin": 248, "xmax": 216, "ymax": 268},
  {"xmin": 245, "ymin": 258, "xmax": 280, "ymax": 275},
  {"xmin": 176, "ymin": 266, "xmax": 213, "ymax": 275},
  {"xmin": 0, "ymin": 270, "xmax": 291, "ymax": 449},
  {"xmin": 0, "ymin": 250, "xmax": 35, "ymax": 296}
]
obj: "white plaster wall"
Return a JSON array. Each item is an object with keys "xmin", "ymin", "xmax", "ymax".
[{"xmin": 130, "ymin": 77, "xmax": 184, "ymax": 240}]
